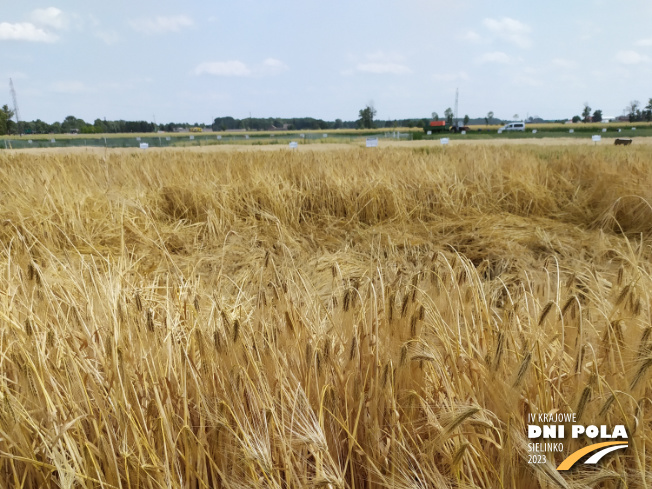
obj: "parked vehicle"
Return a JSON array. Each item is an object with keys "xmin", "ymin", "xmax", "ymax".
[{"xmin": 500, "ymin": 122, "xmax": 525, "ymax": 132}]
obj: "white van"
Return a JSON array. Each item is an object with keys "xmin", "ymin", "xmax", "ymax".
[{"xmin": 500, "ymin": 122, "xmax": 525, "ymax": 132}]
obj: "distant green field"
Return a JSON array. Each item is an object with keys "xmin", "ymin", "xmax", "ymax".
[{"xmin": 1, "ymin": 122, "xmax": 651, "ymax": 149}]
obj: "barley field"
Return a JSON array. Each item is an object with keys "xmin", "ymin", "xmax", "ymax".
[{"xmin": 0, "ymin": 144, "xmax": 651, "ymax": 488}]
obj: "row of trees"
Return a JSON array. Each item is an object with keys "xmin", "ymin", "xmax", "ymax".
[
  {"xmin": 359, "ymin": 104, "xmax": 501, "ymax": 130},
  {"xmin": 626, "ymin": 99, "xmax": 652, "ymax": 122},
  {"xmin": 2, "ymin": 99, "xmax": 651, "ymax": 136},
  {"xmin": 0, "ymin": 113, "xmax": 159, "ymax": 135},
  {"xmin": 211, "ymin": 116, "xmax": 342, "ymax": 131},
  {"xmin": 572, "ymin": 100, "xmax": 652, "ymax": 123}
]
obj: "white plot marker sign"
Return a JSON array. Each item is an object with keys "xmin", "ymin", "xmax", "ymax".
[
  {"xmin": 189, "ymin": 135, "xmax": 194, "ymax": 140},
  {"xmin": 140, "ymin": 143, "xmax": 149, "ymax": 149},
  {"xmin": 592, "ymin": 135, "xmax": 601, "ymax": 143},
  {"xmin": 569, "ymin": 129, "xmax": 574, "ymax": 133},
  {"xmin": 289, "ymin": 141, "xmax": 298, "ymax": 149},
  {"xmin": 440, "ymin": 138, "xmax": 449, "ymax": 145},
  {"xmin": 217, "ymin": 135, "xmax": 222, "ymax": 140},
  {"xmin": 366, "ymin": 137, "xmax": 378, "ymax": 147}
]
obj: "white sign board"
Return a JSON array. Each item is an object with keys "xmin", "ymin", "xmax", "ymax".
[
  {"xmin": 632, "ymin": 127, "xmax": 636, "ymax": 131},
  {"xmin": 497, "ymin": 129, "xmax": 503, "ymax": 134},
  {"xmin": 189, "ymin": 135, "xmax": 194, "ymax": 140},
  {"xmin": 166, "ymin": 136, "xmax": 171, "ymax": 141},
  {"xmin": 140, "ymin": 143, "xmax": 149, "ymax": 149},
  {"xmin": 592, "ymin": 135, "xmax": 601, "ymax": 142},
  {"xmin": 323, "ymin": 134, "xmax": 328, "ymax": 138},
  {"xmin": 245, "ymin": 135, "xmax": 249, "ymax": 139},
  {"xmin": 569, "ymin": 129, "xmax": 574, "ymax": 133},
  {"xmin": 366, "ymin": 137, "xmax": 378, "ymax": 147},
  {"xmin": 300, "ymin": 134, "xmax": 305, "ymax": 138},
  {"xmin": 136, "ymin": 137, "xmax": 141, "ymax": 141},
  {"xmin": 532, "ymin": 129, "xmax": 537, "ymax": 134},
  {"xmin": 427, "ymin": 131, "xmax": 432, "ymax": 135},
  {"xmin": 461, "ymin": 131, "xmax": 466, "ymax": 135},
  {"xmin": 618, "ymin": 129, "xmax": 622, "ymax": 133},
  {"xmin": 217, "ymin": 135, "xmax": 221, "ymax": 140},
  {"xmin": 28, "ymin": 140, "xmax": 32, "ymax": 144},
  {"xmin": 289, "ymin": 141, "xmax": 298, "ymax": 148},
  {"xmin": 440, "ymin": 138, "xmax": 449, "ymax": 145},
  {"xmin": 602, "ymin": 128, "xmax": 607, "ymax": 132},
  {"xmin": 50, "ymin": 139, "xmax": 55, "ymax": 143}
]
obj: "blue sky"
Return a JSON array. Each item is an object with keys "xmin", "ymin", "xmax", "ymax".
[{"xmin": 2, "ymin": 0, "xmax": 651, "ymax": 124}]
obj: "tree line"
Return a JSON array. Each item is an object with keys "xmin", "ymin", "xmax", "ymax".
[
  {"xmin": 1, "ymin": 99, "xmax": 651, "ymax": 136},
  {"xmin": 0, "ymin": 112, "xmax": 158, "ymax": 135},
  {"xmin": 571, "ymin": 99, "xmax": 652, "ymax": 123}
]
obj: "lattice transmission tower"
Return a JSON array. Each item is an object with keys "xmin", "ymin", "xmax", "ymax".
[{"xmin": 9, "ymin": 78, "xmax": 22, "ymax": 135}]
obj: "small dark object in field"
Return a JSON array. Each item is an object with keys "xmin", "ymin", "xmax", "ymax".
[{"xmin": 614, "ymin": 138, "xmax": 633, "ymax": 146}]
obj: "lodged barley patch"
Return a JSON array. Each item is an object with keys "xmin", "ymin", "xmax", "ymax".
[{"xmin": 0, "ymin": 145, "xmax": 651, "ymax": 488}]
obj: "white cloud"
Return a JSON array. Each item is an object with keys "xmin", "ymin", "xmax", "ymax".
[
  {"xmin": 129, "ymin": 15, "xmax": 193, "ymax": 35},
  {"xmin": 478, "ymin": 51, "xmax": 512, "ymax": 64},
  {"xmin": 460, "ymin": 30, "xmax": 482, "ymax": 43},
  {"xmin": 483, "ymin": 17, "xmax": 531, "ymax": 48},
  {"xmin": 353, "ymin": 51, "xmax": 411, "ymax": 75},
  {"xmin": 195, "ymin": 61, "xmax": 251, "ymax": 77},
  {"xmin": 261, "ymin": 58, "xmax": 289, "ymax": 75},
  {"xmin": 432, "ymin": 71, "xmax": 469, "ymax": 82},
  {"xmin": 0, "ymin": 7, "xmax": 70, "ymax": 43},
  {"xmin": 195, "ymin": 58, "xmax": 289, "ymax": 77},
  {"xmin": 30, "ymin": 7, "xmax": 68, "ymax": 30},
  {"xmin": 615, "ymin": 50, "xmax": 650, "ymax": 65},
  {"xmin": 635, "ymin": 38, "xmax": 652, "ymax": 47},
  {"xmin": 0, "ymin": 22, "xmax": 58, "ymax": 42}
]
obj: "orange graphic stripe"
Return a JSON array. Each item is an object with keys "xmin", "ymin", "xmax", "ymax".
[{"xmin": 557, "ymin": 441, "xmax": 628, "ymax": 471}]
